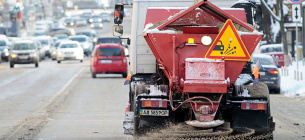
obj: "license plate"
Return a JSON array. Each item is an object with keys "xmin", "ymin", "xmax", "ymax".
[
  {"xmin": 19, "ymin": 55, "xmax": 29, "ymax": 59},
  {"xmin": 100, "ymin": 60, "xmax": 112, "ymax": 64},
  {"xmin": 259, "ymin": 72, "xmax": 265, "ymax": 76},
  {"xmin": 140, "ymin": 109, "xmax": 169, "ymax": 116}
]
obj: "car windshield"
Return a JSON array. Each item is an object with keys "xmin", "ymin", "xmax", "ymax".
[
  {"xmin": 92, "ymin": 16, "xmax": 100, "ymax": 18},
  {"xmin": 70, "ymin": 37, "xmax": 86, "ymax": 42},
  {"xmin": 92, "ymin": 21, "xmax": 100, "ymax": 24},
  {"xmin": 13, "ymin": 43, "xmax": 35, "ymax": 50},
  {"xmin": 65, "ymin": 19, "xmax": 73, "ymax": 22},
  {"xmin": 39, "ymin": 39, "xmax": 49, "ymax": 45},
  {"xmin": 56, "ymin": 35, "xmax": 68, "ymax": 39},
  {"xmin": 54, "ymin": 42, "xmax": 61, "ymax": 48},
  {"xmin": 60, "ymin": 44, "xmax": 78, "ymax": 48},
  {"xmin": 99, "ymin": 47, "xmax": 121, "ymax": 56},
  {"xmin": 0, "ymin": 40, "xmax": 7, "ymax": 46},
  {"xmin": 77, "ymin": 19, "xmax": 86, "ymax": 21},
  {"xmin": 76, "ymin": 32, "xmax": 91, "ymax": 36},
  {"xmin": 51, "ymin": 28, "xmax": 63, "ymax": 32},
  {"xmin": 253, "ymin": 57, "xmax": 275, "ymax": 65},
  {"xmin": 97, "ymin": 38, "xmax": 121, "ymax": 44},
  {"xmin": 260, "ymin": 46, "xmax": 283, "ymax": 53},
  {"xmin": 34, "ymin": 32, "xmax": 46, "ymax": 36}
]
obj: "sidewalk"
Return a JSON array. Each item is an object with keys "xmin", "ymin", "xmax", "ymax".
[{"xmin": 280, "ymin": 60, "xmax": 305, "ymax": 97}]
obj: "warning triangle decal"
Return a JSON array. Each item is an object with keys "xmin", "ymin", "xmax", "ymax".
[{"xmin": 205, "ymin": 19, "xmax": 251, "ymax": 61}]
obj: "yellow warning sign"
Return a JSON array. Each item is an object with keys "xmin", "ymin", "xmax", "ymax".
[{"xmin": 205, "ymin": 19, "xmax": 250, "ymax": 61}]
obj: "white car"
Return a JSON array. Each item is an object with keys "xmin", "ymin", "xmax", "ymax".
[
  {"xmin": 56, "ymin": 41, "xmax": 84, "ymax": 63},
  {"xmin": 68, "ymin": 35, "xmax": 93, "ymax": 56}
]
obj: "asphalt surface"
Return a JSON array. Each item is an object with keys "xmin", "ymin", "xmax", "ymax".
[{"xmin": 0, "ymin": 15, "xmax": 304, "ymax": 140}]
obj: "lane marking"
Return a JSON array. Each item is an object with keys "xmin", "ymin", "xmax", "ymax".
[{"xmin": 43, "ymin": 67, "xmax": 85, "ymax": 108}]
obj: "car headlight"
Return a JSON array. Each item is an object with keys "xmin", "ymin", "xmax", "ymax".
[
  {"xmin": 98, "ymin": 19, "xmax": 102, "ymax": 22},
  {"xmin": 90, "ymin": 24, "xmax": 94, "ymax": 28},
  {"xmin": 70, "ymin": 22, "xmax": 74, "ymax": 26},
  {"xmin": 4, "ymin": 48, "xmax": 8, "ymax": 52},
  {"xmin": 64, "ymin": 23, "xmax": 67, "ymax": 26},
  {"xmin": 57, "ymin": 51, "xmax": 62, "ymax": 56},
  {"xmin": 52, "ymin": 51, "xmax": 56, "ymax": 55},
  {"xmin": 11, "ymin": 53, "xmax": 17, "ymax": 58},
  {"xmin": 99, "ymin": 24, "xmax": 103, "ymax": 27},
  {"xmin": 89, "ymin": 19, "xmax": 93, "ymax": 22},
  {"xmin": 45, "ymin": 46, "xmax": 49, "ymax": 50}
]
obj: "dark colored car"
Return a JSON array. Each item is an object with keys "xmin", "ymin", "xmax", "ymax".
[
  {"xmin": 0, "ymin": 40, "xmax": 10, "ymax": 61},
  {"xmin": 96, "ymin": 37, "xmax": 123, "ymax": 45},
  {"xmin": 252, "ymin": 54, "xmax": 281, "ymax": 93},
  {"xmin": 90, "ymin": 44, "xmax": 128, "ymax": 78},
  {"xmin": 76, "ymin": 30, "xmax": 96, "ymax": 40},
  {"xmin": 55, "ymin": 34, "xmax": 69, "ymax": 40},
  {"xmin": 89, "ymin": 15, "xmax": 102, "ymax": 23},
  {"xmin": 64, "ymin": 18, "xmax": 76, "ymax": 27},
  {"xmin": 101, "ymin": 13, "xmax": 111, "ymax": 22},
  {"xmin": 90, "ymin": 21, "xmax": 103, "ymax": 29},
  {"xmin": 259, "ymin": 44, "xmax": 292, "ymax": 67},
  {"xmin": 9, "ymin": 40, "xmax": 40, "ymax": 68},
  {"xmin": 49, "ymin": 27, "xmax": 72, "ymax": 36}
]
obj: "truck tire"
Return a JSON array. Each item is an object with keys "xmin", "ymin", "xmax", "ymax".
[
  {"xmin": 133, "ymin": 85, "xmax": 145, "ymax": 136},
  {"xmin": 10, "ymin": 62, "xmax": 14, "ymax": 68}
]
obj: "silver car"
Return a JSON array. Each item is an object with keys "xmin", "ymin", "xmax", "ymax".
[{"xmin": 9, "ymin": 40, "xmax": 40, "ymax": 68}]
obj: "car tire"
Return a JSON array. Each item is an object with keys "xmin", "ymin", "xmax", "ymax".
[
  {"xmin": 57, "ymin": 61, "xmax": 61, "ymax": 63},
  {"xmin": 10, "ymin": 62, "xmax": 14, "ymax": 68},
  {"xmin": 122, "ymin": 72, "xmax": 127, "ymax": 78},
  {"xmin": 52, "ymin": 58, "xmax": 56, "ymax": 60},
  {"xmin": 35, "ymin": 62, "xmax": 39, "ymax": 68},
  {"xmin": 80, "ymin": 60, "xmax": 83, "ymax": 63},
  {"xmin": 92, "ymin": 72, "xmax": 96, "ymax": 78}
]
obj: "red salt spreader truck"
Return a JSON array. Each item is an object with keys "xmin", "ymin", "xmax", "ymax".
[{"xmin": 114, "ymin": 0, "xmax": 275, "ymax": 139}]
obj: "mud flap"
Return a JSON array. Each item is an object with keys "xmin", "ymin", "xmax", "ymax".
[
  {"xmin": 123, "ymin": 112, "xmax": 134, "ymax": 135},
  {"xmin": 231, "ymin": 97, "xmax": 274, "ymax": 134}
]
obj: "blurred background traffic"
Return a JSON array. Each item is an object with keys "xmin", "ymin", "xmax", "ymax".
[{"xmin": 0, "ymin": 0, "xmax": 132, "ymax": 65}]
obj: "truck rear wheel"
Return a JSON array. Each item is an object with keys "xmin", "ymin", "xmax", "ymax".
[
  {"xmin": 10, "ymin": 62, "xmax": 14, "ymax": 68},
  {"xmin": 35, "ymin": 62, "xmax": 39, "ymax": 67},
  {"xmin": 133, "ymin": 84, "xmax": 145, "ymax": 136}
]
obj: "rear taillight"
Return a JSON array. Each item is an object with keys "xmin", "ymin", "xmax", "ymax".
[
  {"xmin": 268, "ymin": 69, "xmax": 279, "ymax": 74},
  {"xmin": 241, "ymin": 102, "xmax": 267, "ymax": 110},
  {"xmin": 141, "ymin": 100, "xmax": 167, "ymax": 108}
]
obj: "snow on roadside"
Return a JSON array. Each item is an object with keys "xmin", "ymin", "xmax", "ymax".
[{"xmin": 280, "ymin": 60, "xmax": 305, "ymax": 98}]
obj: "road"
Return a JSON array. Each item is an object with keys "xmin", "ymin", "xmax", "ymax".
[{"xmin": 0, "ymin": 16, "xmax": 305, "ymax": 139}]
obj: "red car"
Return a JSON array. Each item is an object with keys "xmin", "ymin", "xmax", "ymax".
[
  {"xmin": 91, "ymin": 44, "xmax": 128, "ymax": 78},
  {"xmin": 259, "ymin": 44, "xmax": 292, "ymax": 67}
]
